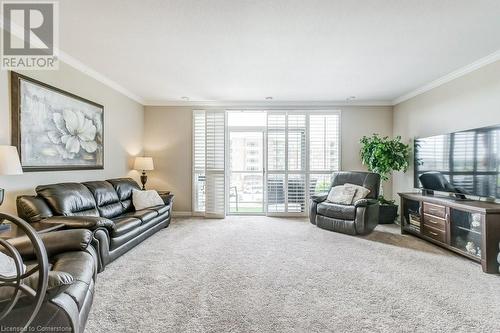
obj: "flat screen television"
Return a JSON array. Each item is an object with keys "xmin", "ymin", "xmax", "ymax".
[{"xmin": 414, "ymin": 124, "xmax": 500, "ymax": 199}]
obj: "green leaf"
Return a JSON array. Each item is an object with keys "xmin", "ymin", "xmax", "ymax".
[{"xmin": 359, "ymin": 134, "xmax": 410, "ymax": 182}]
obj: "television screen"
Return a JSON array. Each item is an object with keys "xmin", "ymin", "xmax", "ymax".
[{"xmin": 414, "ymin": 125, "xmax": 500, "ymax": 199}]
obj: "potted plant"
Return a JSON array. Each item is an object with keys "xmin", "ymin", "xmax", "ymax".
[{"xmin": 360, "ymin": 134, "xmax": 410, "ymax": 224}]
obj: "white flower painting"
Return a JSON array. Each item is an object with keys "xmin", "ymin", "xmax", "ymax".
[{"xmin": 15, "ymin": 76, "xmax": 104, "ymax": 170}]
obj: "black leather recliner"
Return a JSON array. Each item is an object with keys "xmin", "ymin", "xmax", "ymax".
[
  {"xmin": 16, "ymin": 178, "xmax": 173, "ymax": 272},
  {"xmin": 2, "ymin": 229, "xmax": 97, "ymax": 333},
  {"xmin": 309, "ymin": 171, "xmax": 381, "ymax": 236}
]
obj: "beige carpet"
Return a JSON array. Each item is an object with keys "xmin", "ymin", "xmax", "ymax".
[{"xmin": 86, "ymin": 216, "xmax": 500, "ymax": 332}]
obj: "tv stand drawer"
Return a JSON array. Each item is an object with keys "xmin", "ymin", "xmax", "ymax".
[
  {"xmin": 422, "ymin": 225, "xmax": 446, "ymax": 243},
  {"xmin": 423, "ymin": 213, "xmax": 446, "ymax": 231},
  {"xmin": 423, "ymin": 203, "xmax": 446, "ymax": 218}
]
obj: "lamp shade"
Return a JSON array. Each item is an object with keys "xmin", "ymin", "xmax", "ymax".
[
  {"xmin": 0, "ymin": 145, "xmax": 23, "ymax": 175},
  {"xmin": 134, "ymin": 157, "xmax": 154, "ymax": 171}
]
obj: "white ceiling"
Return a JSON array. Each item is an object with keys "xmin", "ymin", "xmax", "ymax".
[{"xmin": 58, "ymin": 0, "xmax": 500, "ymax": 105}]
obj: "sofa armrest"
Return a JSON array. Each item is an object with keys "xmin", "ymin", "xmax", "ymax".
[
  {"xmin": 310, "ymin": 193, "xmax": 328, "ymax": 203},
  {"xmin": 0, "ymin": 270, "xmax": 74, "ymax": 303},
  {"xmin": 8, "ymin": 229, "xmax": 93, "ymax": 260},
  {"xmin": 42, "ymin": 216, "xmax": 114, "ymax": 231},
  {"xmin": 354, "ymin": 200, "xmax": 380, "ymax": 235},
  {"xmin": 27, "ymin": 270, "xmax": 74, "ymax": 300},
  {"xmin": 354, "ymin": 198, "xmax": 379, "ymax": 207}
]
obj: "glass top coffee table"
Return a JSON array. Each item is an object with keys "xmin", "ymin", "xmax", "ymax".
[{"xmin": 0, "ymin": 221, "xmax": 64, "ymax": 239}]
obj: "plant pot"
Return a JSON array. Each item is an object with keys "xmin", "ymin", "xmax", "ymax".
[{"xmin": 379, "ymin": 204, "xmax": 398, "ymax": 224}]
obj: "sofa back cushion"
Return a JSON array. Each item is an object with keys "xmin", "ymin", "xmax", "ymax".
[
  {"xmin": 36, "ymin": 183, "xmax": 99, "ymax": 217},
  {"xmin": 106, "ymin": 178, "xmax": 141, "ymax": 212},
  {"xmin": 17, "ymin": 196, "xmax": 53, "ymax": 223},
  {"xmin": 83, "ymin": 181, "xmax": 124, "ymax": 218}
]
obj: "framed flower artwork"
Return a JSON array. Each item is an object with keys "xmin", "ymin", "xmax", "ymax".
[{"xmin": 10, "ymin": 72, "xmax": 104, "ymax": 171}]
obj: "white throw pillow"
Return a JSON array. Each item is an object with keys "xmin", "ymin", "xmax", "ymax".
[
  {"xmin": 326, "ymin": 185, "xmax": 358, "ymax": 205},
  {"xmin": 344, "ymin": 183, "xmax": 371, "ymax": 203},
  {"xmin": 0, "ymin": 251, "xmax": 25, "ymax": 278},
  {"xmin": 132, "ymin": 189, "xmax": 164, "ymax": 210}
]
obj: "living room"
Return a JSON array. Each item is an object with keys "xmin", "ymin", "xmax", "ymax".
[{"xmin": 0, "ymin": 1, "xmax": 499, "ymax": 332}]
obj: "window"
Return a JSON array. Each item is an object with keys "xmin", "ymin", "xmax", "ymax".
[
  {"xmin": 193, "ymin": 110, "xmax": 341, "ymax": 216},
  {"xmin": 266, "ymin": 111, "xmax": 340, "ymax": 215}
]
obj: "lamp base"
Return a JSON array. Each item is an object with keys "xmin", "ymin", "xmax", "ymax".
[{"xmin": 140, "ymin": 172, "xmax": 148, "ymax": 190}]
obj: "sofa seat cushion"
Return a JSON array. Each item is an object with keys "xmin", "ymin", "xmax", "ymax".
[
  {"xmin": 111, "ymin": 217, "xmax": 142, "ymax": 237},
  {"xmin": 109, "ymin": 210, "xmax": 168, "ymax": 250},
  {"xmin": 317, "ymin": 202, "xmax": 356, "ymax": 220},
  {"xmin": 149, "ymin": 204, "xmax": 169, "ymax": 216},
  {"xmin": 123, "ymin": 209, "xmax": 158, "ymax": 223},
  {"xmin": 51, "ymin": 251, "xmax": 95, "ymax": 311},
  {"xmin": 138, "ymin": 211, "xmax": 170, "ymax": 232}
]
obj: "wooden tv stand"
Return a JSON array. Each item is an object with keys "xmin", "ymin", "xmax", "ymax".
[{"xmin": 399, "ymin": 193, "xmax": 500, "ymax": 274}]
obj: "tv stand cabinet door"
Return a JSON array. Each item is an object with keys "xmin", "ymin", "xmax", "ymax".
[
  {"xmin": 445, "ymin": 207, "xmax": 451, "ymax": 245},
  {"xmin": 482, "ymin": 213, "xmax": 500, "ymax": 274}
]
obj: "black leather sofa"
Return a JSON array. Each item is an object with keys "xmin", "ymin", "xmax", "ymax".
[
  {"xmin": 309, "ymin": 171, "xmax": 381, "ymax": 236},
  {"xmin": 16, "ymin": 178, "xmax": 173, "ymax": 272},
  {"xmin": 2, "ymin": 229, "xmax": 97, "ymax": 333}
]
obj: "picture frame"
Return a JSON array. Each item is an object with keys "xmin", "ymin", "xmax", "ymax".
[{"xmin": 10, "ymin": 72, "xmax": 104, "ymax": 172}]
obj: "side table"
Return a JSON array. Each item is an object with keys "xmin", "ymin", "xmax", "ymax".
[{"xmin": 157, "ymin": 191, "xmax": 174, "ymax": 207}]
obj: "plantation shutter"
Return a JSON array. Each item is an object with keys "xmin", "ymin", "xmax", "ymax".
[
  {"xmin": 287, "ymin": 114, "xmax": 307, "ymax": 213},
  {"xmin": 309, "ymin": 114, "xmax": 340, "ymax": 172},
  {"xmin": 308, "ymin": 113, "xmax": 341, "ymax": 197},
  {"xmin": 192, "ymin": 110, "xmax": 206, "ymax": 213},
  {"xmin": 266, "ymin": 112, "xmax": 307, "ymax": 215},
  {"xmin": 205, "ymin": 110, "xmax": 226, "ymax": 218},
  {"xmin": 267, "ymin": 112, "xmax": 286, "ymax": 213}
]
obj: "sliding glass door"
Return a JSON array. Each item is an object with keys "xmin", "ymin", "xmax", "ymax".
[
  {"xmin": 226, "ymin": 111, "xmax": 267, "ymax": 215},
  {"xmin": 228, "ymin": 130, "xmax": 265, "ymax": 214}
]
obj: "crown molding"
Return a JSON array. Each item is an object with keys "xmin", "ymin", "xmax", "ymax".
[
  {"xmin": 58, "ymin": 51, "xmax": 145, "ymax": 104},
  {"xmin": 392, "ymin": 49, "xmax": 500, "ymax": 105},
  {"xmin": 144, "ymin": 100, "xmax": 393, "ymax": 107},
  {"xmin": 1, "ymin": 21, "xmax": 144, "ymax": 105}
]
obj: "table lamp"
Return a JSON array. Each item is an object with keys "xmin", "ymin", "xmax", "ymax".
[
  {"xmin": 0, "ymin": 145, "xmax": 23, "ymax": 206},
  {"xmin": 134, "ymin": 156, "xmax": 154, "ymax": 190}
]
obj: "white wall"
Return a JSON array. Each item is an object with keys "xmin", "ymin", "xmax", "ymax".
[
  {"xmin": 144, "ymin": 106, "xmax": 393, "ymax": 213},
  {"xmin": 392, "ymin": 59, "xmax": 500, "ymax": 202},
  {"xmin": 0, "ymin": 62, "xmax": 144, "ymax": 214}
]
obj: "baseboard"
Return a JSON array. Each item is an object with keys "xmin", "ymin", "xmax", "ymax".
[{"xmin": 172, "ymin": 211, "xmax": 192, "ymax": 217}]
